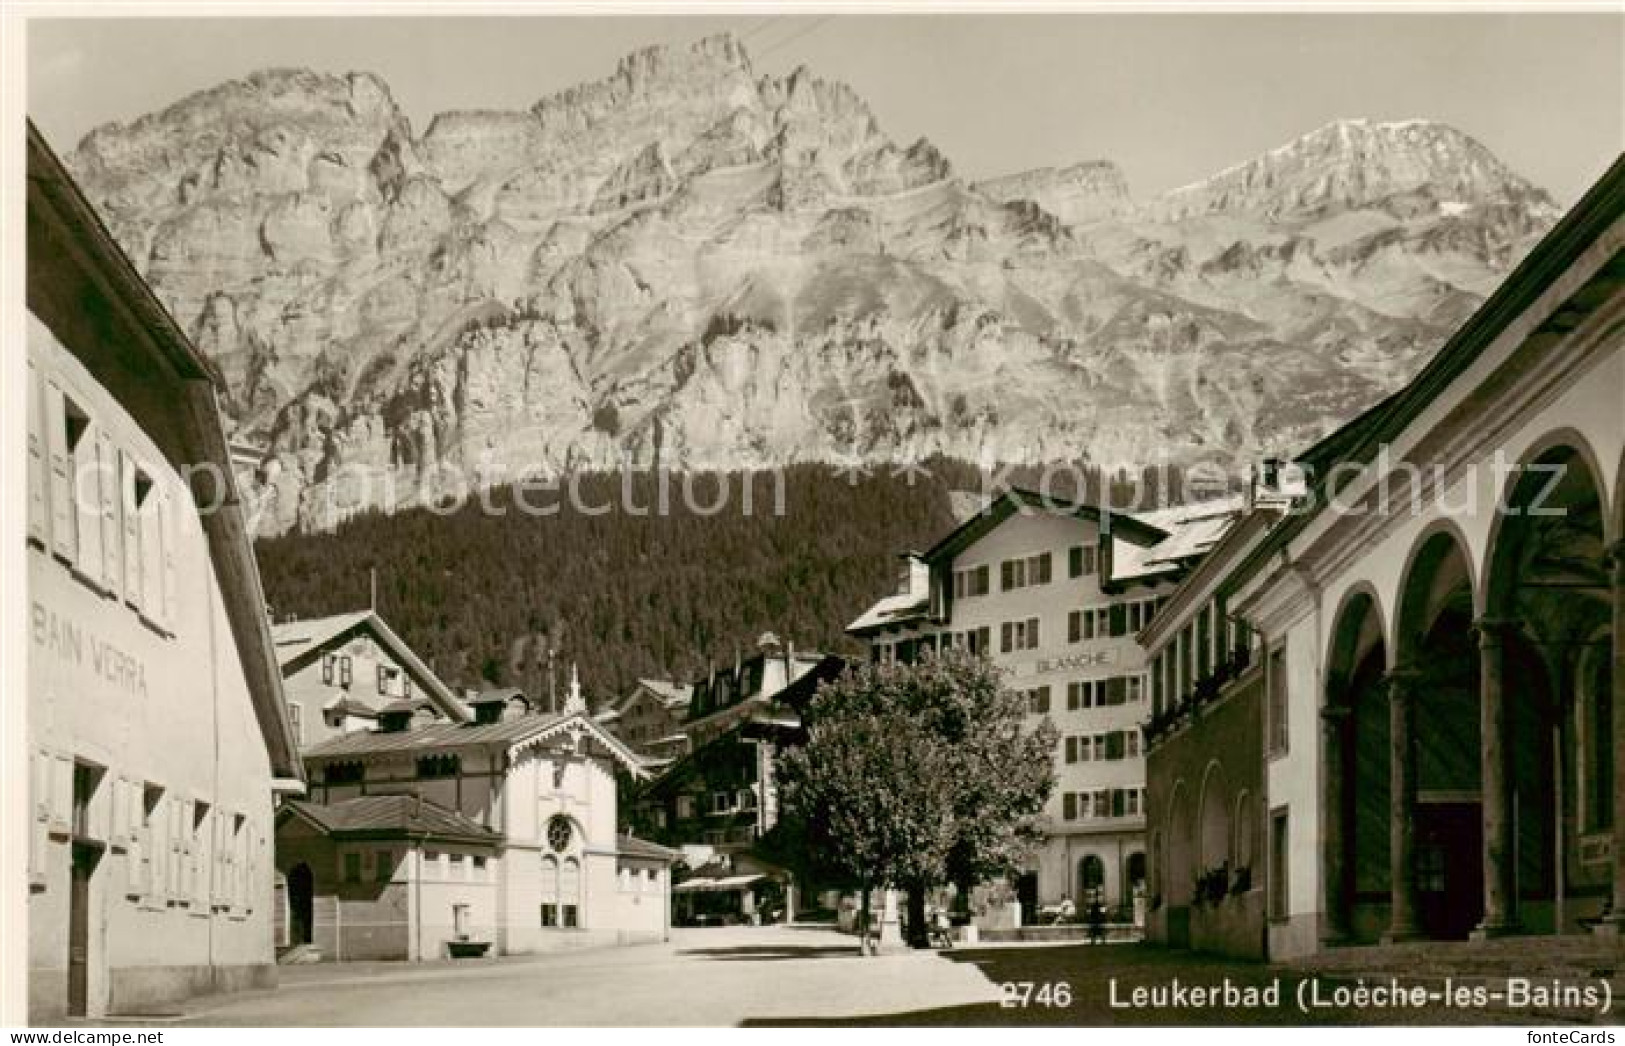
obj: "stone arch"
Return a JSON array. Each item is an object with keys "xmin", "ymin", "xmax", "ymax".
[
  {"xmin": 1166, "ymin": 779, "xmax": 1194, "ymax": 907},
  {"xmin": 1613, "ymin": 442, "xmax": 1625, "ymax": 546},
  {"xmin": 1197, "ymin": 760, "xmax": 1231, "ymax": 872},
  {"xmin": 1393, "ymin": 521, "xmax": 1489, "ymax": 939},
  {"xmin": 1483, "ymin": 426, "xmax": 1613, "ymax": 613},
  {"xmin": 1323, "ymin": 580, "xmax": 1391, "ymax": 942},
  {"xmin": 1392, "ymin": 519, "xmax": 1481, "ymax": 655},
  {"xmin": 1328, "ymin": 581, "xmax": 1391, "ymax": 692},
  {"xmin": 1480, "ymin": 433, "xmax": 1612, "ymax": 934},
  {"xmin": 1232, "ymin": 789, "xmax": 1256, "ymax": 874}
]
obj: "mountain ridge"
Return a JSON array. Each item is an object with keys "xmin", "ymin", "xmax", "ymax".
[{"xmin": 60, "ymin": 32, "xmax": 1561, "ymax": 534}]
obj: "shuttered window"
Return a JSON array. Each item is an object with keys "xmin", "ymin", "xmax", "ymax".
[
  {"xmin": 96, "ymin": 429, "xmax": 121, "ymax": 592},
  {"xmin": 46, "ymin": 382, "xmax": 76, "ymax": 562},
  {"xmin": 69, "ymin": 413, "xmax": 104, "ymax": 584},
  {"xmin": 160, "ymin": 491, "xmax": 178, "ymax": 630},
  {"xmin": 30, "ymin": 751, "xmax": 51, "ymax": 886},
  {"xmin": 27, "ymin": 361, "xmax": 47, "ymax": 545}
]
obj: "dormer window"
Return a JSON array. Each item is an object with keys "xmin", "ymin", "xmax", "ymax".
[
  {"xmin": 322, "ymin": 762, "xmax": 364, "ymax": 786},
  {"xmin": 377, "ymin": 708, "xmax": 413, "ymax": 732}
]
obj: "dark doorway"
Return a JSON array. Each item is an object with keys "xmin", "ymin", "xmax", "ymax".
[
  {"xmin": 288, "ymin": 863, "xmax": 314, "ymax": 946},
  {"xmin": 68, "ymin": 843, "xmax": 99, "ymax": 1017},
  {"xmin": 1015, "ymin": 872, "xmax": 1039, "ymax": 926},
  {"xmin": 1078, "ymin": 856, "xmax": 1105, "ymax": 902},
  {"xmin": 1416, "ymin": 802, "xmax": 1485, "ymax": 940}
]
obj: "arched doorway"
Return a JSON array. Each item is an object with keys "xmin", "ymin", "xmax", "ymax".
[
  {"xmin": 1484, "ymin": 440, "xmax": 1611, "ymax": 934},
  {"xmin": 1078, "ymin": 855, "xmax": 1105, "ymax": 903},
  {"xmin": 1393, "ymin": 527, "xmax": 1482, "ymax": 941},
  {"xmin": 1323, "ymin": 587, "xmax": 1388, "ymax": 943},
  {"xmin": 1198, "ymin": 763, "xmax": 1231, "ymax": 878},
  {"xmin": 1166, "ymin": 781, "xmax": 1193, "ymax": 948},
  {"xmin": 288, "ymin": 863, "xmax": 314, "ymax": 947}
]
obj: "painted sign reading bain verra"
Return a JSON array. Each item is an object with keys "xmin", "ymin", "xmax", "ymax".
[
  {"xmin": 31, "ymin": 599, "xmax": 150, "ymax": 699},
  {"xmin": 16, "ymin": 7, "xmax": 1625, "ymax": 1031}
]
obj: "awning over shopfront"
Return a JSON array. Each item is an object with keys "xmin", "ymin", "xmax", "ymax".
[{"xmin": 674, "ymin": 873, "xmax": 766, "ymax": 894}]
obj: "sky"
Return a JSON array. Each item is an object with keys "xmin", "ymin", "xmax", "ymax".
[{"xmin": 25, "ymin": 10, "xmax": 1625, "ymax": 203}]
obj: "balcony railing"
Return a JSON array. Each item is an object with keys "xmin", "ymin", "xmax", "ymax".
[{"xmin": 1144, "ymin": 645, "xmax": 1254, "ymax": 747}]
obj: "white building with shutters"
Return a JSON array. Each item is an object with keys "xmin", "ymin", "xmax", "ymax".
[
  {"xmin": 848, "ymin": 488, "xmax": 1243, "ymax": 919},
  {"xmin": 24, "ymin": 123, "xmax": 302, "ymax": 1021}
]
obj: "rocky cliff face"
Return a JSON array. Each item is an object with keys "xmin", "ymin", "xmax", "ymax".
[{"xmin": 63, "ymin": 34, "xmax": 1562, "ymax": 533}]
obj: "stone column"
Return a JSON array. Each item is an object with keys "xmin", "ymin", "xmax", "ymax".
[
  {"xmin": 1473, "ymin": 616, "xmax": 1520, "ymax": 939},
  {"xmin": 1603, "ymin": 542, "xmax": 1625, "ymax": 938},
  {"xmin": 1382, "ymin": 664, "xmax": 1424, "ymax": 943},
  {"xmin": 1320, "ymin": 701, "xmax": 1352, "ymax": 945}
]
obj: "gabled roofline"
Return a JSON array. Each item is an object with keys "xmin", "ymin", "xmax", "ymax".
[
  {"xmin": 275, "ymin": 799, "xmax": 500, "ymax": 847},
  {"xmin": 279, "ymin": 610, "xmax": 471, "ymax": 724},
  {"xmin": 507, "ymin": 712, "xmax": 654, "ymax": 780},
  {"xmin": 1137, "ymin": 506, "xmax": 1282, "ymax": 652},
  {"xmin": 1230, "ymin": 152, "xmax": 1625, "ymax": 588},
  {"xmin": 27, "ymin": 121, "xmax": 302, "ymax": 782},
  {"xmin": 921, "ymin": 487, "xmax": 1168, "ymax": 566}
]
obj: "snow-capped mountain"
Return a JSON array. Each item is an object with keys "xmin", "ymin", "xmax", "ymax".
[{"xmin": 60, "ymin": 33, "xmax": 1563, "ymax": 533}]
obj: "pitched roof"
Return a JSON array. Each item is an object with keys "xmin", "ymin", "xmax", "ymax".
[
  {"xmin": 271, "ymin": 610, "xmax": 373, "ymax": 656},
  {"xmin": 271, "ymin": 609, "xmax": 470, "ymax": 724},
  {"xmin": 302, "ymin": 710, "xmax": 654, "ymax": 778},
  {"xmin": 637, "ymin": 679, "xmax": 693, "ymax": 707},
  {"xmin": 617, "ymin": 834, "xmax": 681, "ymax": 862},
  {"xmin": 920, "ymin": 487, "xmax": 1168, "ymax": 566},
  {"xmin": 1108, "ymin": 496, "xmax": 1248, "ymax": 584},
  {"xmin": 281, "ymin": 796, "xmax": 499, "ymax": 845},
  {"xmin": 27, "ymin": 122, "xmax": 301, "ymax": 785},
  {"xmin": 1232, "ymin": 151, "xmax": 1625, "ymax": 585},
  {"xmin": 467, "ymin": 687, "xmax": 528, "ymax": 706}
]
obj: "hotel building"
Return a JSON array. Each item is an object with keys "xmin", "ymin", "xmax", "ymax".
[{"xmin": 848, "ymin": 489, "xmax": 1241, "ymax": 919}]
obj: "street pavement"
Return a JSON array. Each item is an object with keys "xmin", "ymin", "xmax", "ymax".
[{"xmin": 173, "ymin": 924, "xmax": 1618, "ymax": 1027}]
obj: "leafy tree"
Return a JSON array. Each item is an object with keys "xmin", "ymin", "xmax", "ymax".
[{"xmin": 778, "ymin": 651, "xmax": 1057, "ymax": 952}]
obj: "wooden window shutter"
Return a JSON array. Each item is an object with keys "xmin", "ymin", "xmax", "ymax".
[
  {"xmin": 1063, "ymin": 792, "xmax": 1077, "ymax": 820},
  {"xmin": 160, "ymin": 491, "xmax": 178, "ymax": 629},
  {"xmin": 140, "ymin": 484, "xmax": 162, "ymax": 615},
  {"xmin": 73, "ymin": 422, "xmax": 104, "ymax": 581},
  {"xmin": 109, "ymin": 777, "xmax": 128, "ymax": 851},
  {"xmin": 1109, "ymin": 602, "xmax": 1127, "ymax": 637},
  {"xmin": 120, "ymin": 453, "xmax": 143, "ymax": 607},
  {"xmin": 1107, "ymin": 676, "xmax": 1127, "ymax": 706},
  {"xmin": 212, "ymin": 811, "xmax": 227, "ymax": 908},
  {"xmin": 1065, "ymin": 736, "xmax": 1078, "ymax": 764},
  {"xmin": 46, "ymin": 382, "xmax": 75, "ymax": 561},
  {"xmin": 27, "ymin": 361, "xmax": 48, "ymax": 545},
  {"xmin": 126, "ymin": 785, "xmax": 146, "ymax": 898},
  {"xmin": 30, "ymin": 752, "xmax": 51, "ymax": 885},
  {"xmin": 1106, "ymin": 731, "xmax": 1125, "ymax": 760},
  {"xmin": 48, "ymin": 753, "xmax": 73, "ymax": 837},
  {"xmin": 167, "ymin": 798, "xmax": 184, "ymax": 902},
  {"xmin": 1112, "ymin": 789, "xmax": 1126, "ymax": 817},
  {"xmin": 96, "ymin": 430, "xmax": 121, "ymax": 593}
]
